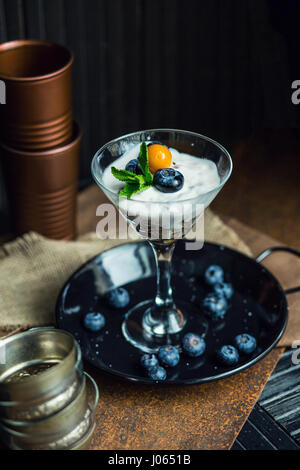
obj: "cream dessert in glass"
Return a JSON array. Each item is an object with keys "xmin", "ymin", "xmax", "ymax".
[{"xmin": 91, "ymin": 129, "xmax": 232, "ymax": 352}]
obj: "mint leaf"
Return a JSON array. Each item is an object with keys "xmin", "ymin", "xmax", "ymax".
[
  {"xmin": 120, "ymin": 182, "xmax": 152, "ymax": 199},
  {"xmin": 138, "ymin": 142, "xmax": 153, "ymax": 184},
  {"xmin": 133, "ymin": 183, "xmax": 152, "ymax": 194},
  {"xmin": 120, "ymin": 183, "xmax": 140, "ymax": 198},
  {"xmin": 133, "ymin": 174, "xmax": 149, "ymax": 185},
  {"xmin": 111, "ymin": 167, "xmax": 139, "ymax": 183},
  {"xmin": 111, "ymin": 142, "xmax": 154, "ymax": 199}
]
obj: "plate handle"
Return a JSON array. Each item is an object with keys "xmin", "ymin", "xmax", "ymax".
[{"xmin": 255, "ymin": 246, "xmax": 300, "ymax": 295}]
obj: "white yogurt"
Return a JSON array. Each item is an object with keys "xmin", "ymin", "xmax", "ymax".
[{"xmin": 102, "ymin": 144, "xmax": 221, "ymax": 239}]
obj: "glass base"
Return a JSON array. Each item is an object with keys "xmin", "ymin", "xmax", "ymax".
[{"xmin": 122, "ymin": 300, "xmax": 209, "ymax": 353}]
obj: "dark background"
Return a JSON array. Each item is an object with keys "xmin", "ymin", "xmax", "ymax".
[{"xmin": 0, "ymin": 0, "xmax": 300, "ymax": 229}]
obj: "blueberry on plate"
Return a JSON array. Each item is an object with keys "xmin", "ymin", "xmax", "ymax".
[
  {"xmin": 83, "ymin": 312, "xmax": 105, "ymax": 332},
  {"xmin": 153, "ymin": 168, "xmax": 184, "ymax": 193},
  {"xmin": 148, "ymin": 365, "xmax": 167, "ymax": 381},
  {"xmin": 202, "ymin": 292, "xmax": 228, "ymax": 320},
  {"xmin": 217, "ymin": 345, "xmax": 239, "ymax": 366},
  {"xmin": 182, "ymin": 333, "xmax": 206, "ymax": 357},
  {"xmin": 158, "ymin": 345, "xmax": 180, "ymax": 367},
  {"xmin": 214, "ymin": 282, "xmax": 234, "ymax": 300},
  {"xmin": 204, "ymin": 265, "xmax": 224, "ymax": 285},
  {"xmin": 140, "ymin": 353, "xmax": 159, "ymax": 370},
  {"xmin": 125, "ymin": 159, "xmax": 142, "ymax": 174},
  {"xmin": 234, "ymin": 334, "xmax": 257, "ymax": 354},
  {"xmin": 105, "ymin": 287, "xmax": 130, "ymax": 309}
]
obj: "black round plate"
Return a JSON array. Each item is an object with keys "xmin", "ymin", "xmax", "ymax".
[{"xmin": 56, "ymin": 241, "xmax": 288, "ymax": 385}]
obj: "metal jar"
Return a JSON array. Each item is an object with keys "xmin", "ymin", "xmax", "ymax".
[{"xmin": 0, "ymin": 327, "xmax": 83, "ymax": 421}]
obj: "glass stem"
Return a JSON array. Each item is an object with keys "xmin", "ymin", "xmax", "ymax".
[
  {"xmin": 150, "ymin": 240, "xmax": 176, "ymax": 311},
  {"xmin": 142, "ymin": 240, "xmax": 186, "ymax": 336}
]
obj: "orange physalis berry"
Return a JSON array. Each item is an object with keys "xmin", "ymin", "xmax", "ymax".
[{"xmin": 148, "ymin": 144, "xmax": 172, "ymax": 174}]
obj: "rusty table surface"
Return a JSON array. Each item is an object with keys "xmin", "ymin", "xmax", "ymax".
[{"xmin": 87, "ymin": 349, "xmax": 283, "ymax": 450}]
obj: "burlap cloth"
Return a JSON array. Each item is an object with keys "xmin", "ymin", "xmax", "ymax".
[{"xmin": 0, "ymin": 209, "xmax": 298, "ymax": 347}]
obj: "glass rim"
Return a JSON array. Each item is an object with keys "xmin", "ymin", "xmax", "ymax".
[{"xmin": 91, "ymin": 128, "xmax": 233, "ymax": 205}]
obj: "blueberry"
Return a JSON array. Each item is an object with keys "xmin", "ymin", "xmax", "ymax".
[
  {"xmin": 217, "ymin": 345, "xmax": 239, "ymax": 366},
  {"xmin": 158, "ymin": 345, "xmax": 180, "ymax": 367},
  {"xmin": 202, "ymin": 292, "xmax": 228, "ymax": 320},
  {"xmin": 214, "ymin": 282, "xmax": 234, "ymax": 300},
  {"xmin": 182, "ymin": 333, "xmax": 206, "ymax": 357},
  {"xmin": 125, "ymin": 159, "xmax": 142, "ymax": 174},
  {"xmin": 83, "ymin": 312, "xmax": 105, "ymax": 332},
  {"xmin": 140, "ymin": 354, "xmax": 159, "ymax": 370},
  {"xmin": 148, "ymin": 365, "xmax": 167, "ymax": 381},
  {"xmin": 105, "ymin": 288, "xmax": 130, "ymax": 309},
  {"xmin": 153, "ymin": 168, "xmax": 184, "ymax": 193},
  {"xmin": 204, "ymin": 265, "xmax": 224, "ymax": 285},
  {"xmin": 234, "ymin": 334, "xmax": 257, "ymax": 354}
]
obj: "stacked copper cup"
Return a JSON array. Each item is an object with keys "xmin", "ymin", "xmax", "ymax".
[{"xmin": 0, "ymin": 40, "xmax": 81, "ymax": 240}]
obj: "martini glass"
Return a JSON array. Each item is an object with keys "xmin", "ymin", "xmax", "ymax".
[{"xmin": 91, "ymin": 129, "xmax": 232, "ymax": 353}]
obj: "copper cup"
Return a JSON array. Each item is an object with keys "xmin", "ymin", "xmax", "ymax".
[
  {"xmin": 0, "ymin": 40, "xmax": 73, "ymax": 150},
  {"xmin": 0, "ymin": 121, "xmax": 81, "ymax": 240}
]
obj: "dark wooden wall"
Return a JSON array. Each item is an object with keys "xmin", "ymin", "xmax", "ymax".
[{"xmin": 0, "ymin": 0, "xmax": 298, "ymax": 223}]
